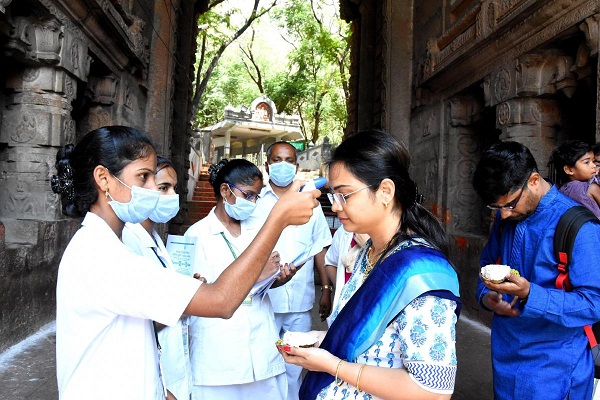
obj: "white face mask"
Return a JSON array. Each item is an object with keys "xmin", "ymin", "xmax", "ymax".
[
  {"xmin": 149, "ymin": 194, "xmax": 180, "ymax": 223},
  {"xmin": 268, "ymin": 161, "xmax": 296, "ymax": 187},
  {"xmin": 107, "ymin": 174, "xmax": 160, "ymax": 224}
]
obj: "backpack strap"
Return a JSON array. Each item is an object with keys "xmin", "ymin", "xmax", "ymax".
[
  {"xmin": 553, "ymin": 206, "xmax": 598, "ymax": 291},
  {"xmin": 553, "ymin": 206, "xmax": 599, "ymax": 349}
]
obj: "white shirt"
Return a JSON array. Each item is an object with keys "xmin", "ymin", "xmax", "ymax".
[
  {"xmin": 184, "ymin": 208, "xmax": 286, "ymax": 386},
  {"xmin": 122, "ymin": 222, "xmax": 192, "ymax": 400},
  {"xmin": 324, "ymin": 226, "xmax": 353, "ymax": 326},
  {"xmin": 245, "ymin": 182, "xmax": 332, "ymax": 313},
  {"xmin": 56, "ymin": 212, "xmax": 201, "ymax": 400}
]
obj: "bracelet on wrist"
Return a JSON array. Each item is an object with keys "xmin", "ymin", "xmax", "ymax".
[
  {"xmin": 321, "ymin": 284, "xmax": 334, "ymax": 292},
  {"xmin": 356, "ymin": 364, "xmax": 366, "ymax": 392}
]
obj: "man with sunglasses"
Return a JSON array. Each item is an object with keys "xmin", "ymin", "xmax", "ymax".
[
  {"xmin": 245, "ymin": 141, "xmax": 332, "ymax": 400},
  {"xmin": 472, "ymin": 141, "xmax": 600, "ymax": 400}
]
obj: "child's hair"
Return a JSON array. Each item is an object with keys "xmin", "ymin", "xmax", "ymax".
[
  {"xmin": 51, "ymin": 126, "xmax": 155, "ymax": 217},
  {"xmin": 207, "ymin": 159, "xmax": 263, "ymax": 200},
  {"xmin": 549, "ymin": 140, "xmax": 592, "ymax": 185},
  {"xmin": 593, "ymin": 142, "xmax": 600, "ymax": 157}
]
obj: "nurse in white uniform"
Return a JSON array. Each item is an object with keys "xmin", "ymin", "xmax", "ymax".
[
  {"xmin": 51, "ymin": 126, "xmax": 320, "ymax": 400},
  {"xmin": 122, "ymin": 156, "xmax": 192, "ymax": 400},
  {"xmin": 186, "ymin": 158, "xmax": 295, "ymax": 400}
]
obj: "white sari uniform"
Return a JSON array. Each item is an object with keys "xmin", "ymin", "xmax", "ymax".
[
  {"xmin": 56, "ymin": 212, "xmax": 201, "ymax": 400},
  {"xmin": 122, "ymin": 222, "xmax": 192, "ymax": 400},
  {"xmin": 185, "ymin": 208, "xmax": 287, "ymax": 400}
]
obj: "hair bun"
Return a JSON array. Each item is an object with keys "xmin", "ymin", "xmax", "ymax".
[
  {"xmin": 208, "ymin": 158, "xmax": 229, "ymax": 185},
  {"xmin": 51, "ymin": 144, "xmax": 75, "ymax": 200}
]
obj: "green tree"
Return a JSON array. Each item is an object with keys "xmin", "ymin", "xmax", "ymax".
[
  {"xmin": 268, "ymin": 0, "xmax": 350, "ymax": 144},
  {"xmin": 191, "ymin": 0, "xmax": 277, "ymax": 129}
]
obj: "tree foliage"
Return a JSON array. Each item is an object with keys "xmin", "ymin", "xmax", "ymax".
[{"xmin": 192, "ymin": 0, "xmax": 349, "ymax": 145}]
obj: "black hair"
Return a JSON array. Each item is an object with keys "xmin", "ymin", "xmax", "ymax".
[
  {"xmin": 208, "ymin": 158, "xmax": 263, "ymax": 200},
  {"xmin": 472, "ymin": 141, "xmax": 538, "ymax": 205},
  {"xmin": 327, "ymin": 130, "xmax": 449, "ymax": 256},
  {"xmin": 156, "ymin": 156, "xmax": 175, "ymax": 173},
  {"xmin": 592, "ymin": 142, "xmax": 600, "ymax": 156},
  {"xmin": 549, "ymin": 140, "xmax": 592, "ymax": 185},
  {"xmin": 265, "ymin": 141, "xmax": 298, "ymax": 162},
  {"xmin": 50, "ymin": 126, "xmax": 155, "ymax": 217}
]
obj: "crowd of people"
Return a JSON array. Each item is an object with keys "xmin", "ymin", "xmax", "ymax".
[{"xmin": 49, "ymin": 124, "xmax": 600, "ymax": 400}]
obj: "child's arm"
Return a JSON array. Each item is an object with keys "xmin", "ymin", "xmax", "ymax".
[{"xmin": 589, "ymin": 182, "xmax": 600, "ymax": 207}]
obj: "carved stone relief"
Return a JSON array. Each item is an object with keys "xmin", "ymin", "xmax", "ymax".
[
  {"xmin": 446, "ymin": 96, "xmax": 484, "ymax": 234},
  {"xmin": 0, "ymin": 0, "xmax": 13, "ymax": 13}
]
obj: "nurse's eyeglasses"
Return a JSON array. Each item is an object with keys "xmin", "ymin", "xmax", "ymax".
[{"xmin": 227, "ymin": 183, "xmax": 260, "ymax": 203}]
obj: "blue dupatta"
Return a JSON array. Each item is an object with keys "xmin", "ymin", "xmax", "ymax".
[{"xmin": 299, "ymin": 245, "xmax": 460, "ymax": 400}]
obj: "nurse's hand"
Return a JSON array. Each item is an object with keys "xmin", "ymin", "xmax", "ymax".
[
  {"xmin": 272, "ymin": 180, "xmax": 320, "ymax": 227},
  {"xmin": 193, "ymin": 273, "xmax": 207, "ymax": 284},
  {"xmin": 257, "ymin": 251, "xmax": 281, "ymax": 282},
  {"xmin": 271, "ymin": 262, "xmax": 300, "ymax": 288}
]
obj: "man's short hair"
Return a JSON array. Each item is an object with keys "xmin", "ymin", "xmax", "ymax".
[
  {"xmin": 472, "ymin": 141, "xmax": 538, "ymax": 205},
  {"xmin": 265, "ymin": 141, "xmax": 298, "ymax": 162}
]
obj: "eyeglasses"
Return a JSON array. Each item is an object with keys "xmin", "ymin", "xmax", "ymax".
[
  {"xmin": 327, "ymin": 185, "xmax": 372, "ymax": 206},
  {"xmin": 486, "ymin": 179, "xmax": 529, "ymax": 211},
  {"xmin": 227, "ymin": 183, "xmax": 260, "ymax": 203}
]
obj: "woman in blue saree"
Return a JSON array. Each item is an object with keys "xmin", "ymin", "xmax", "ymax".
[{"xmin": 278, "ymin": 130, "xmax": 461, "ymax": 400}]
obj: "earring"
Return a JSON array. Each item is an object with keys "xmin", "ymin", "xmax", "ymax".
[
  {"xmin": 383, "ymin": 200, "xmax": 388, "ymax": 208},
  {"xmin": 105, "ymin": 187, "xmax": 109, "ymax": 199}
]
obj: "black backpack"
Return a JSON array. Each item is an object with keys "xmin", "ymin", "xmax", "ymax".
[{"xmin": 553, "ymin": 206, "xmax": 600, "ymax": 378}]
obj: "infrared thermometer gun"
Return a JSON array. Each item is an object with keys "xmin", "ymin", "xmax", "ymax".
[{"xmin": 300, "ymin": 177, "xmax": 327, "ymax": 192}]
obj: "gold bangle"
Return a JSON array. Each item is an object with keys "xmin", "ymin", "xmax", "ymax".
[
  {"xmin": 322, "ymin": 284, "xmax": 334, "ymax": 292},
  {"xmin": 356, "ymin": 364, "xmax": 366, "ymax": 392},
  {"xmin": 334, "ymin": 359, "xmax": 344, "ymax": 386}
]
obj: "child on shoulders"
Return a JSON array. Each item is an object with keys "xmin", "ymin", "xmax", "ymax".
[{"xmin": 550, "ymin": 140, "xmax": 600, "ymax": 219}]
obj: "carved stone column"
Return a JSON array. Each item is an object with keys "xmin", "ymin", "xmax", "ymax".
[
  {"xmin": 579, "ymin": 14, "xmax": 600, "ymax": 142},
  {"xmin": 483, "ymin": 51, "xmax": 572, "ymax": 177},
  {"xmin": 446, "ymin": 96, "xmax": 485, "ymax": 236},
  {"xmin": 0, "ymin": 14, "xmax": 89, "ymax": 225}
]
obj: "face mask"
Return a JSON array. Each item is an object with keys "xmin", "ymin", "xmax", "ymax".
[
  {"xmin": 268, "ymin": 161, "xmax": 296, "ymax": 187},
  {"xmin": 224, "ymin": 196, "xmax": 257, "ymax": 221},
  {"xmin": 107, "ymin": 175, "xmax": 160, "ymax": 224},
  {"xmin": 149, "ymin": 194, "xmax": 180, "ymax": 223}
]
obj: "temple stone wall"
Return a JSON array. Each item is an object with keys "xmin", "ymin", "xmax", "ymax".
[{"xmin": 0, "ymin": 0, "xmax": 197, "ymax": 351}]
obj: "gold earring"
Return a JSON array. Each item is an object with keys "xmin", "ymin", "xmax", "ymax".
[
  {"xmin": 383, "ymin": 200, "xmax": 388, "ymax": 208},
  {"xmin": 105, "ymin": 187, "xmax": 109, "ymax": 199}
]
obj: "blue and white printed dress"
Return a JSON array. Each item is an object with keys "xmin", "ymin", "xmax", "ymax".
[{"xmin": 317, "ymin": 239, "xmax": 458, "ymax": 400}]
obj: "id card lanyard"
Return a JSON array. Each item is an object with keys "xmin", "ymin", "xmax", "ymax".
[{"xmin": 220, "ymin": 232, "xmax": 252, "ymax": 305}]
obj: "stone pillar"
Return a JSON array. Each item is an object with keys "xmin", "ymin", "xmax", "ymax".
[
  {"xmin": 579, "ymin": 14, "xmax": 600, "ymax": 142},
  {"xmin": 446, "ymin": 96, "xmax": 484, "ymax": 236},
  {"xmin": 224, "ymin": 128, "xmax": 231, "ymax": 158},
  {"xmin": 0, "ymin": 14, "xmax": 89, "ymax": 225},
  {"xmin": 483, "ymin": 51, "xmax": 573, "ymax": 177}
]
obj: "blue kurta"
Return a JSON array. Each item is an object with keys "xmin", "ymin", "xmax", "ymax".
[{"xmin": 477, "ymin": 185, "xmax": 600, "ymax": 399}]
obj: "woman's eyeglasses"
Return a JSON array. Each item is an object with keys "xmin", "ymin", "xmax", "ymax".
[
  {"xmin": 327, "ymin": 185, "xmax": 372, "ymax": 206},
  {"xmin": 227, "ymin": 183, "xmax": 260, "ymax": 203}
]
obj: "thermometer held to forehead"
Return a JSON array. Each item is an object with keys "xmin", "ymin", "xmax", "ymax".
[{"xmin": 300, "ymin": 177, "xmax": 327, "ymax": 192}]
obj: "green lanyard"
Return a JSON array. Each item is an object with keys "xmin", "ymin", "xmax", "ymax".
[{"xmin": 220, "ymin": 232, "xmax": 237, "ymax": 259}]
